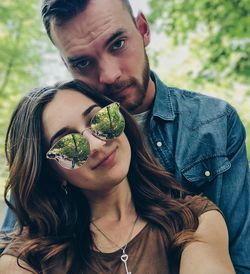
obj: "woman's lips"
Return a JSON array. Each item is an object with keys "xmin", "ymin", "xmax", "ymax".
[{"xmin": 92, "ymin": 147, "xmax": 117, "ymax": 170}]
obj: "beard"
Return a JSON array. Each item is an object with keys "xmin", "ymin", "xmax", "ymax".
[{"xmin": 102, "ymin": 52, "xmax": 150, "ymax": 112}]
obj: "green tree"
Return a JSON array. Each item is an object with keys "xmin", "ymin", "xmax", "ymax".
[
  {"xmin": 148, "ymin": 0, "xmax": 250, "ymax": 84},
  {"xmin": 0, "ymin": 0, "xmax": 49, "ymax": 194}
]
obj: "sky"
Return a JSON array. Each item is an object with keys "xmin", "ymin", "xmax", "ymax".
[{"xmin": 130, "ymin": 0, "xmax": 149, "ymax": 15}]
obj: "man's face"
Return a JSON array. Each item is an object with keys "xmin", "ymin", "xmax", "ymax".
[{"xmin": 50, "ymin": 0, "xmax": 155, "ymax": 113}]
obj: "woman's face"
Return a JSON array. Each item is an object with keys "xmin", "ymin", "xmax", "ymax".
[{"xmin": 42, "ymin": 89, "xmax": 131, "ymax": 192}]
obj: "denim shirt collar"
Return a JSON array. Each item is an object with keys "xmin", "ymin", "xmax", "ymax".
[{"xmin": 151, "ymin": 71, "xmax": 175, "ymax": 121}]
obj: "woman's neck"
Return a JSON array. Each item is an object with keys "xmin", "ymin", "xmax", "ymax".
[
  {"xmin": 84, "ymin": 177, "xmax": 135, "ymax": 222},
  {"xmin": 86, "ymin": 178, "xmax": 147, "ymax": 253}
]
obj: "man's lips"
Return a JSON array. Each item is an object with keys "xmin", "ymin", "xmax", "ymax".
[
  {"xmin": 91, "ymin": 147, "xmax": 117, "ymax": 170},
  {"xmin": 104, "ymin": 83, "xmax": 133, "ymax": 98}
]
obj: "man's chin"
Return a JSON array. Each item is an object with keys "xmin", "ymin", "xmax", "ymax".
[
  {"xmin": 120, "ymin": 99, "xmax": 142, "ymax": 113},
  {"xmin": 106, "ymin": 85, "xmax": 145, "ymax": 112}
]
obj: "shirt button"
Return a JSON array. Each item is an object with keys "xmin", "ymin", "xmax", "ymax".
[
  {"xmin": 205, "ymin": 170, "xmax": 211, "ymax": 177},
  {"xmin": 156, "ymin": 141, "xmax": 162, "ymax": 147}
]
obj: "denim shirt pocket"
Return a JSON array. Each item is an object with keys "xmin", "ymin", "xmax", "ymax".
[{"xmin": 181, "ymin": 156, "xmax": 231, "ymax": 187}]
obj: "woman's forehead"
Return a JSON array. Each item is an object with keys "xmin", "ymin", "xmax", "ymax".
[
  {"xmin": 46, "ymin": 89, "xmax": 97, "ymax": 114},
  {"xmin": 42, "ymin": 89, "xmax": 98, "ymax": 138}
]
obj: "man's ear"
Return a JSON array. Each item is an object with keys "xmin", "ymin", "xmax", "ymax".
[{"xmin": 135, "ymin": 12, "xmax": 150, "ymax": 46}]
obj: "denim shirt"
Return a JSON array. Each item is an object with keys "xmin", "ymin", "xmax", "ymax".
[
  {"xmin": 1, "ymin": 72, "xmax": 250, "ymax": 273},
  {"xmin": 149, "ymin": 72, "xmax": 250, "ymax": 273}
]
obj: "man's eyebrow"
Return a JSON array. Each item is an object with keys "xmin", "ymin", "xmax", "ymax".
[
  {"xmin": 67, "ymin": 29, "xmax": 126, "ymax": 65},
  {"xmin": 105, "ymin": 28, "xmax": 126, "ymax": 47},
  {"xmin": 67, "ymin": 56, "xmax": 87, "ymax": 66}
]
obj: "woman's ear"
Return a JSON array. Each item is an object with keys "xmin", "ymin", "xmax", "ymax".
[
  {"xmin": 135, "ymin": 12, "xmax": 151, "ymax": 47},
  {"xmin": 61, "ymin": 180, "xmax": 68, "ymax": 195}
]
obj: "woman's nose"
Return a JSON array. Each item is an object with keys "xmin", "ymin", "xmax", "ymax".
[{"xmin": 84, "ymin": 130, "xmax": 106, "ymax": 155}]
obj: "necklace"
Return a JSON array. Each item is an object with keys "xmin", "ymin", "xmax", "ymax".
[{"xmin": 91, "ymin": 215, "xmax": 139, "ymax": 274}]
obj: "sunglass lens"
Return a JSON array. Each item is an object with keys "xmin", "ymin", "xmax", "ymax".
[
  {"xmin": 90, "ymin": 103, "xmax": 125, "ymax": 140},
  {"xmin": 47, "ymin": 134, "xmax": 90, "ymax": 169}
]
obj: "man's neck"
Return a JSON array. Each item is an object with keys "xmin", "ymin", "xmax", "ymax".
[{"xmin": 132, "ymin": 76, "xmax": 155, "ymax": 114}]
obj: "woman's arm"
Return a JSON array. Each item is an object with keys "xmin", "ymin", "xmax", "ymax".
[
  {"xmin": 0, "ymin": 254, "xmax": 36, "ymax": 274},
  {"xmin": 180, "ymin": 210, "xmax": 235, "ymax": 274}
]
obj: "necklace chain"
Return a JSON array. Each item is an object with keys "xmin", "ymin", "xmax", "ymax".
[
  {"xmin": 91, "ymin": 214, "xmax": 139, "ymax": 252},
  {"xmin": 91, "ymin": 215, "xmax": 139, "ymax": 273}
]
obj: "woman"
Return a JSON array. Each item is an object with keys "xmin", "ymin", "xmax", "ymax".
[{"xmin": 0, "ymin": 80, "xmax": 234, "ymax": 273}]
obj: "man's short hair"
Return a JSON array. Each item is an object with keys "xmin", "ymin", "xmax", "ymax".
[{"xmin": 41, "ymin": 0, "xmax": 135, "ymax": 43}]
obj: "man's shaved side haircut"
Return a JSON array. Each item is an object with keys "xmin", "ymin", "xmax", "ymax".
[{"xmin": 41, "ymin": 0, "xmax": 135, "ymax": 43}]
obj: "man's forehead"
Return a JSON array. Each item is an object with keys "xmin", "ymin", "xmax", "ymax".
[
  {"xmin": 52, "ymin": 0, "xmax": 131, "ymax": 34},
  {"xmin": 52, "ymin": 22, "xmax": 128, "ymax": 57},
  {"xmin": 51, "ymin": 2, "xmax": 134, "ymax": 56}
]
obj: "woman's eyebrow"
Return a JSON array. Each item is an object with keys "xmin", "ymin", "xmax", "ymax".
[
  {"xmin": 49, "ymin": 104, "xmax": 99, "ymax": 147},
  {"xmin": 82, "ymin": 104, "xmax": 99, "ymax": 117},
  {"xmin": 49, "ymin": 127, "xmax": 72, "ymax": 147}
]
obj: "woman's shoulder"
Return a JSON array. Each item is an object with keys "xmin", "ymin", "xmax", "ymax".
[
  {"xmin": 1, "ymin": 230, "xmax": 27, "ymax": 258},
  {"xmin": 0, "ymin": 254, "xmax": 36, "ymax": 274},
  {"xmin": 0, "ymin": 235, "xmax": 67, "ymax": 274},
  {"xmin": 0, "ymin": 228, "xmax": 36, "ymax": 273},
  {"xmin": 181, "ymin": 195, "xmax": 221, "ymax": 217}
]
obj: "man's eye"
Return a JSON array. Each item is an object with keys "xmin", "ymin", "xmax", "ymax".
[
  {"xmin": 112, "ymin": 40, "xmax": 125, "ymax": 51},
  {"xmin": 75, "ymin": 60, "xmax": 90, "ymax": 70}
]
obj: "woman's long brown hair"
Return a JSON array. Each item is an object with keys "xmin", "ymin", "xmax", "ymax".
[{"xmin": 3, "ymin": 80, "xmax": 206, "ymax": 273}]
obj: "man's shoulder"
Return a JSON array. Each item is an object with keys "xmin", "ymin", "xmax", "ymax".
[
  {"xmin": 166, "ymin": 86, "xmax": 231, "ymax": 112},
  {"xmin": 151, "ymin": 72, "xmax": 237, "ymax": 124},
  {"xmin": 154, "ymin": 83, "xmax": 235, "ymax": 124}
]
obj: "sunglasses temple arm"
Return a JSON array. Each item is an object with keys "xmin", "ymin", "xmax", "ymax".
[{"xmin": 107, "ymin": 106, "xmax": 113, "ymax": 131}]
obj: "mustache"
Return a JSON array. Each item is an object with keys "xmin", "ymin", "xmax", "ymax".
[{"xmin": 102, "ymin": 78, "xmax": 138, "ymax": 96}]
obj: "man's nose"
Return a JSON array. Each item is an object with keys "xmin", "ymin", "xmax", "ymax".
[{"xmin": 99, "ymin": 57, "xmax": 121, "ymax": 85}]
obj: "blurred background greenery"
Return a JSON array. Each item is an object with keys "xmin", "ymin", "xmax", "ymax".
[{"xmin": 0, "ymin": 0, "xmax": 249, "ymax": 198}]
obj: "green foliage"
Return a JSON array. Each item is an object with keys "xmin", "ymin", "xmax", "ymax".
[
  {"xmin": 148, "ymin": 0, "xmax": 250, "ymax": 85},
  {"xmin": 0, "ymin": 0, "xmax": 49, "ymax": 195}
]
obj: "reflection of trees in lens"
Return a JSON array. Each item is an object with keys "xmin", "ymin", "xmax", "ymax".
[
  {"xmin": 49, "ymin": 134, "xmax": 90, "ymax": 164},
  {"xmin": 91, "ymin": 104, "xmax": 125, "ymax": 139}
]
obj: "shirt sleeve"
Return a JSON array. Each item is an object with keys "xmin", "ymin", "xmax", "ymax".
[{"xmin": 182, "ymin": 195, "xmax": 223, "ymax": 218}]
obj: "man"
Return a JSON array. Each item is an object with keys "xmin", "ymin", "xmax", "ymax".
[{"xmin": 2, "ymin": 0, "xmax": 250, "ymax": 272}]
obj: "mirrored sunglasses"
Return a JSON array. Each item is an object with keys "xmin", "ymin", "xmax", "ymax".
[{"xmin": 46, "ymin": 102, "xmax": 125, "ymax": 170}]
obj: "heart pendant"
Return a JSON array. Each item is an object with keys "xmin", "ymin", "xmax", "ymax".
[{"xmin": 121, "ymin": 254, "xmax": 128, "ymax": 262}]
